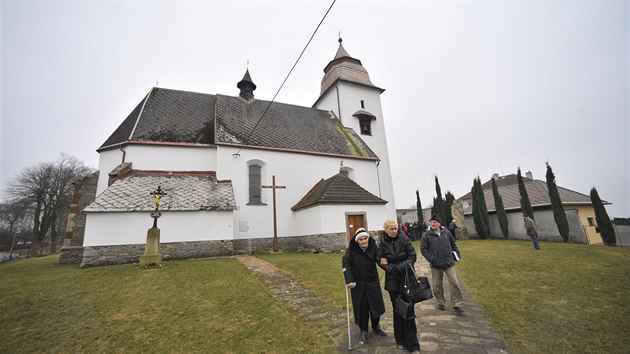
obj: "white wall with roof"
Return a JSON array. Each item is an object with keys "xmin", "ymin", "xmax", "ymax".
[
  {"xmin": 96, "ymin": 145, "xmax": 217, "ymax": 195},
  {"xmin": 216, "ymin": 145, "xmax": 393, "ymax": 239}
]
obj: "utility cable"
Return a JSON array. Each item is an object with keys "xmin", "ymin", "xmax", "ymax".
[{"xmin": 233, "ymin": 0, "xmax": 336, "ymax": 157}]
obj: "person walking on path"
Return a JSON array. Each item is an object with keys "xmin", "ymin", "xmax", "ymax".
[
  {"xmin": 420, "ymin": 214, "xmax": 464, "ymax": 315},
  {"xmin": 378, "ymin": 219, "xmax": 421, "ymax": 353},
  {"xmin": 523, "ymin": 214, "xmax": 541, "ymax": 250},
  {"xmin": 342, "ymin": 228, "xmax": 387, "ymax": 344},
  {"xmin": 448, "ymin": 219, "xmax": 458, "ymax": 239}
]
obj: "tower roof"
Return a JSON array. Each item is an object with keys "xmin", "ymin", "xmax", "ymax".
[{"xmin": 319, "ymin": 38, "xmax": 383, "ymax": 96}]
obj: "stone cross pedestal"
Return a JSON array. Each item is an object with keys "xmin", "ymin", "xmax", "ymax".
[{"xmin": 139, "ymin": 227, "xmax": 162, "ymax": 267}]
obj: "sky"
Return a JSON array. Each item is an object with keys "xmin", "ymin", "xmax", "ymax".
[{"xmin": 1, "ymin": 1, "xmax": 628, "ymax": 218}]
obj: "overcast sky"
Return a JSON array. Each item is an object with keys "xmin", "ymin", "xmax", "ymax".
[{"xmin": 2, "ymin": 1, "xmax": 628, "ymax": 218}]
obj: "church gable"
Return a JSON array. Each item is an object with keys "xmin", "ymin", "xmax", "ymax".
[{"xmin": 215, "ymin": 94, "xmax": 377, "ymax": 158}]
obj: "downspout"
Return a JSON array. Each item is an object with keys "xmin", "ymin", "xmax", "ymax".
[
  {"xmin": 120, "ymin": 145, "xmax": 126, "ymax": 163},
  {"xmin": 335, "ymin": 83, "xmax": 342, "ymax": 124},
  {"xmin": 375, "ymin": 160, "xmax": 382, "ymax": 198}
]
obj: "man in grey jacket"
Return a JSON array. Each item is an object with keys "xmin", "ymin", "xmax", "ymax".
[{"xmin": 420, "ymin": 214, "xmax": 464, "ymax": 314}]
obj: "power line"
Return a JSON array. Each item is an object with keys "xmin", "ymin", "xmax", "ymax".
[{"xmin": 233, "ymin": 0, "xmax": 337, "ymax": 157}]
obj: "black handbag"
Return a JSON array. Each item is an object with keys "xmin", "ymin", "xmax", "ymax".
[
  {"xmin": 395, "ymin": 295, "xmax": 415, "ymax": 320},
  {"xmin": 402, "ymin": 264, "xmax": 434, "ymax": 303}
]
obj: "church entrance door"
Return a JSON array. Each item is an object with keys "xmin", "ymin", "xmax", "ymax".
[{"xmin": 346, "ymin": 213, "xmax": 366, "ymax": 242}]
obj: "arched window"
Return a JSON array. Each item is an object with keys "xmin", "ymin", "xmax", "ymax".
[{"xmin": 247, "ymin": 161, "xmax": 266, "ymax": 205}]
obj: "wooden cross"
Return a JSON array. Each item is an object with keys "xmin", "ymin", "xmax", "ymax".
[{"xmin": 261, "ymin": 175, "xmax": 286, "ymax": 252}]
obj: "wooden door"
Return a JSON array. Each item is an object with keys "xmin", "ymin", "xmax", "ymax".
[{"xmin": 347, "ymin": 214, "xmax": 365, "ymax": 242}]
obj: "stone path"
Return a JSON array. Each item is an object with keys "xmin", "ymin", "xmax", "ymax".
[{"xmin": 235, "ymin": 254, "xmax": 509, "ymax": 353}]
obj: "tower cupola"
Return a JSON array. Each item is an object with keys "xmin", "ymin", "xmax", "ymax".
[
  {"xmin": 237, "ymin": 69, "xmax": 256, "ymax": 101},
  {"xmin": 319, "ymin": 37, "xmax": 381, "ymax": 97}
]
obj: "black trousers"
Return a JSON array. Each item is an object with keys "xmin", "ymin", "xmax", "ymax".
[
  {"xmin": 358, "ymin": 292, "xmax": 380, "ymax": 331},
  {"xmin": 388, "ymin": 291, "xmax": 420, "ymax": 351}
]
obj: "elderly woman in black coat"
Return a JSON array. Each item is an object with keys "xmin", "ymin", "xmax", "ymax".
[
  {"xmin": 378, "ymin": 219, "xmax": 420, "ymax": 353},
  {"xmin": 342, "ymin": 228, "xmax": 387, "ymax": 344}
]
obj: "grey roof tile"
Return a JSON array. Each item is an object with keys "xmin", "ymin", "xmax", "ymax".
[
  {"xmin": 99, "ymin": 87, "xmax": 377, "ymax": 160},
  {"xmin": 292, "ymin": 173, "xmax": 387, "ymax": 211},
  {"xmin": 85, "ymin": 173, "xmax": 235, "ymax": 212}
]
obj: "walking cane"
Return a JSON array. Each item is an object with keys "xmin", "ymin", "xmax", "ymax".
[{"xmin": 343, "ymin": 272, "xmax": 352, "ymax": 351}]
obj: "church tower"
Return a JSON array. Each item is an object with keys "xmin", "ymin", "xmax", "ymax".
[{"xmin": 313, "ymin": 38, "xmax": 396, "ymax": 213}]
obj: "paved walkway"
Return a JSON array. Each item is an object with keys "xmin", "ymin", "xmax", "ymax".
[{"xmin": 236, "ymin": 254, "xmax": 509, "ymax": 353}]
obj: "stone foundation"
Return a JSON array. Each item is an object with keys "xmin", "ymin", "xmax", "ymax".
[
  {"xmin": 80, "ymin": 232, "xmax": 347, "ymax": 268},
  {"xmin": 59, "ymin": 246, "xmax": 84, "ymax": 264}
]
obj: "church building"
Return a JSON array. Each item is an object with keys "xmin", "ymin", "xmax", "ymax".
[{"xmin": 78, "ymin": 39, "xmax": 396, "ymax": 267}]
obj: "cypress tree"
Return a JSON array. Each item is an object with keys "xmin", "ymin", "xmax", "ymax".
[
  {"xmin": 477, "ymin": 177, "xmax": 491, "ymax": 237},
  {"xmin": 416, "ymin": 189, "xmax": 424, "ymax": 226},
  {"xmin": 472, "ymin": 177, "xmax": 490, "ymax": 238},
  {"xmin": 546, "ymin": 163, "xmax": 570, "ymax": 242},
  {"xmin": 431, "ymin": 198, "xmax": 437, "ymax": 217},
  {"xmin": 517, "ymin": 167, "xmax": 535, "ymax": 219},
  {"xmin": 471, "ymin": 179, "xmax": 483, "ymax": 238},
  {"xmin": 445, "ymin": 191, "xmax": 455, "ymax": 225},
  {"xmin": 590, "ymin": 187, "xmax": 616, "ymax": 246},
  {"xmin": 434, "ymin": 176, "xmax": 446, "ymax": 223},
  {"xmin": 491, "ymin": 177, "xmax": 509, "ymax": 238}
]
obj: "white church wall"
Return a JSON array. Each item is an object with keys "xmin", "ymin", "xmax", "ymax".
[
  {"xmin": 96, "ymin": 149, "xmax": 124, "ymax": 196},
  {"xmin": 95, "ymin": 145, "xmax": 217, "ymax": 196},
  {"xmin": 84, "ymin": 210, "xmax": 233, "ymax": 246},
  {"xmin": 291, "ymin": 204, "xmax": 390, "ymax": 236},
  {"xmin": 314, "ymin": 81, "xmax": 396, "ymax": 217},
  {"xmin": 124, "ymin": 145, "xmax": 216, "ymax": 172},
  {"xmin": 215, "ymin": 145, "xmax": 385, "ymax": 239}
]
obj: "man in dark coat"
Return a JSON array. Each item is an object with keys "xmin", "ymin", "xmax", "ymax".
[
  {"xmin": 420, "ymin": 214, "xmax": 464, "ymax": 314},
  {"xmin": 342, "ymin": 228, "xmax": 387, "ymax": 344}
]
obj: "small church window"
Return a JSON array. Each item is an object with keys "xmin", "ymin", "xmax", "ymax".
[
  {"xmin": 359, "ymin": 116, "xmax": 372, "ymax": 135},
  {"xmin": 587, "ymin": 217, "xmax": 595, "ymax": 226},
  {"xmin": 248, "ymin": 164, "xmax": 264, "ymax": 205},
  {"xmin": 360, "ymin": 100, "xmax": 365, "ymax": 109}
]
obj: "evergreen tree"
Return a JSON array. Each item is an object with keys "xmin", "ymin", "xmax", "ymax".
[
  {"xmin": 431, "ymin": 198, "xmax": 437, "ymax": 216},
  {"xmin": 546, "ymin": 163, "xmax": 570, "ymax": 242},
  {"xmin": 471, "ymin": 177, "xmax": 490, "ymax": 238},
  {"xmin": 477, "ymin": 177, "xmax": 491, "ymax": 237},
  {"xmin": 471, "ymin": 180, "xmax": 482, "ymax": 237},
  {"xmin": 491, "ymin": 177, "xmax": 509, "ymax": 238},
  {"xmin": 416, "ymin": 189, "xmax": 424, "ymax": 226},
  {"xmin": 517, "ymin": 167, "xmax": 535, "ymax": 219},
  {"xmin": 445, "ymin": 191, "xmax": 455, "ymax": 225},
  {"xmin": 590, "ymin": 187, "xmax": 616, "ymax": 246},
  {"xmin": 434, "ymin": 176, "xmax": 446, "ymax": 223}
]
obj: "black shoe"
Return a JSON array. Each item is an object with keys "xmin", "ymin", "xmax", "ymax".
[
  {"xmin": 454, "ymin": 306, "xmax": 464, "ymax": 314},
  {"xmin": 438, "ymin": 303, "xmax": 446, "ymax": 311},
  {"xmin": 373, "ymin": 326, "xmax": 387, "ymax": 337},
  {"xmin": 360, "ymin": 330, "xmax": 369, "ymax": 343}
]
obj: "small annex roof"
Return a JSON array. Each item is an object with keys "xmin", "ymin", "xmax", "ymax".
[
  {"xmin": 84, "ymin": 172, "xmax": 236, "ymax": 212},
  {"xmin": 459, "ymin": 174, "xmax": 607, "ymax": 214},
  {"xmin": 292, "ymin": 173, "xmax": 387, "ymax": 211}
]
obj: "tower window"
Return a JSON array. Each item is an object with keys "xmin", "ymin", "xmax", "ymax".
[
  {"xmin": 359, "ymin": 117, "xmax": 372, "ymax": 135},
  {"xmin": 360, "ymin": 100, "xmax": 365, "ymax": 109}
]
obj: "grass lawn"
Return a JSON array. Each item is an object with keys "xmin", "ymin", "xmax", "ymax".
[
  {"xmin": 456, "ymin": 239, "xmax": 630, "ymax": 354},
  {"xmin": 0, "ymin": 256, "xmax": 336, "ymax": 353},
  {"xmin": 1, "ymin": 240, "xmax": 628, "ymax": 353}
]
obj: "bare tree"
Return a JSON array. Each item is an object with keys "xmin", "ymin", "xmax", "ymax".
[
  {"xmin": 0, "ymin": 199, "xmax": 30, "ymax": 258},
  {"xmin": 5, "ymin": 154, "xmax": 93, "ymax": 255}
]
